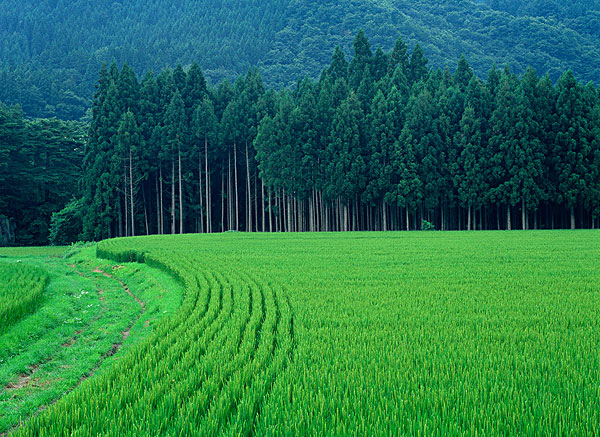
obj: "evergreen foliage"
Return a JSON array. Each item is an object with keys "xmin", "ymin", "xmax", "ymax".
[
  {"xmin": 3, "ymin": 31, "xmax": 600, "ymax": 244},
  {"xmin": 1, "ymin": 0, "xmax": 600, "ymax": 119},
  {"xmin": 0, "ymin": 104, "xmax": 85, "ymax": 245},
  {"xmin": 67, "ymin": 32, "xmax": 600, "ymax": 240},
  {"xmin": 49, "ymin": 198, "xmax": 85, "ymax": 246}
]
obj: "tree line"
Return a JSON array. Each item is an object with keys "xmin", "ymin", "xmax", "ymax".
[{"xmin": 65, "ymin": 31, "xmax": 600, "ymax": 241}]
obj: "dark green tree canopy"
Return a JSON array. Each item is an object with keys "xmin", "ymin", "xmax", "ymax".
[
  {"xmin": 3, "ymin": 30, "xmax": 600, "ymax": 244},
  {"xmin": 2, "ymin": 0, "xmax": 600, "ymax": 120}
]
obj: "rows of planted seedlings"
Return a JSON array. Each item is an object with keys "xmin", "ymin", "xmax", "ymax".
[
  {"xmin": 19, "ymin": 237, "xmax": 293, "ymax": 436},
  {"xmin": 0, "ymin": 261, "xmax": 48, "ymax": 331},
  {"xmin": 17, "ymin": 231, "xmax": 600, "ymax": 435}
]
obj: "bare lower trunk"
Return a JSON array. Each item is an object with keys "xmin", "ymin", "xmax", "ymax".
[
  {"xmin": 221, "ymin": 172, "xmax": 225, "ymax": 232},
  {"xmin": 246, "ymin": 142, "xmax": 251, "ymax": 232},
  {"xmin": 279, "ymin": 191, "xmax": 284, "ymax": 232},
  {"xmin": 440, "ymin": 199, "xmax": 445, "ymax": 231},
  {"xmin": 262, "ymin": 180, "xmax": 266, "ymax": 233},
  {"xmin": 298, "ymin": 197, "xmax": 301, "ymax": 231},
  {"xmin": 205, "ymin": 138, "xmax": 211, "ymax": 233},
  {"xmin": 207, "ymin": 167, "xmax": 211, "ymax": 233},
  {"xmin": 129, "ymin": 149, "xmax": 135, "ymax": 236},
  {"xmin": 275, "ymin": 192, "xmax": 279, "ymax": 232},
  {"xmin": 522, "ymin": 197, "xmax": 526, "ymax": 230},
  {"xmin": 287, "ymin": 192, "xmax": 292, "ymax": 232},
  {"xmin": 309, "ymin": 194, "xmax": 314, "ymax": 232},
  {"xmin": 118, "ymin": 189, "xmax": 123, "ymax": 237},
  {"xmin": 123, "ymin": 163, "xmax": 128, "ymax": 237},
  {"xmin": 254, "ymin": 173, "xmax": 258, "ymax": 232},
  {"xmin": 292, "ymin": 196, "xmax": 296, "ymax": 232},
  {"xmin": 234, "ymin": 143, "xmax": 239, "ymax": 231},
  {"xmin": 228, "ymin": 153, "xmax": 232, "ymax": 230},
  {"xmin": 507, "ymin": 203, "xmax": 511, "ymax": 231},
  {"xmin": 286, "ymin": 190, "xmax": 292, "ymax": 232},
  {"xmin": 351, "ymin": 199, "xmax": 356, "ymax": 231},
  {"xmin": 199, "ymin": 146, "xmax": 204, "ymax": 233},
  {"xmin": 467, "ymin": 204, "xmax": 473, "ymax": 231},
  {"xmin": 155, "ymin": 173, "xmax": 160, "ymax": 235},
  {"xmin": 143, "ymin": 186, "xmax": 149, "ymax": 236},
  {"xmin": 316, "ymin": 190, "xmax": 321, "ymax": 231},
  {"xmin": 283, "ymin": 190, "xmax": 287, "ymax": 232},
  {"xmin": 170, "ymin": 158, "xmax": 175, "ymax": 234},
  {"xmin": 343, "ymin": 202, "xmax": 348, "ymax": 232},
  {"xmin": 496, "ymin": 204, "xmax": 500, "ymax": 230},
  {"xmin": 570, "ymin": 206, "xmax": 575, "ymax": 230},
  {"xmin": 313, "ymin": 191, "xmax": 318, "ymax": 231},
  {"xmin": 268, "ymin": 187, "xmax": 272, "ymax": 232},
  {"xmin": 178, "ymin": 150, "xmax": 183, "ymax": 234},
  {"xmin": 159, "ymin": 166, "xmax": 164, "ymax": 235},
  {"xmin": 467, "ymin": 205, "xmax": 472, "ymax": 231}
]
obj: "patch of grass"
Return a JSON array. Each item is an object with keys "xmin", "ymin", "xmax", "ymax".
[
  {"xmin": 0, "ymin": 263, "xmax": 48, "ymax": 332},
  {"xmin": 0, "ymin": 245, "xmax": 183, "ymax": 433},
  {"xmin": 0, "ymin": 247, "xmax": 67, "ymax": 258}
]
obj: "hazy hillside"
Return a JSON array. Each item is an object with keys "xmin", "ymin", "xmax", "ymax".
[{"xmin": 1, "ymin": 0, "xmax": 599, "ymax": 119}]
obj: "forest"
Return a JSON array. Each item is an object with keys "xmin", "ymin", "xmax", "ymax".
[
  {"xmin": 1, "ymin": 0, "xmax": 599, "ymax": 120},
  {"xmin": 23, "ymin": 30, "xmax": 593, "ymax": 246},
  {"xmin": 0, "ymin": 105, "xmax": 85, "ymax": 245}
]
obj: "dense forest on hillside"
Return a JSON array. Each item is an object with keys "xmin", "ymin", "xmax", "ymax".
[
  {"xmin": 1, "ymin": 0, "xmax": 599, "ymax": 120},
  {"xmin": 29, "ymin": 31, "xmax": 594, "ymax": 246},
  {"xmin": 0, "ymin": 104, "xmax": 85, "ymax": 245}
]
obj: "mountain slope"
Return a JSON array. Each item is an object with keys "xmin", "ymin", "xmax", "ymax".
[{"xmin": 1, "ymin": 0, "xmax": 599, "ymax": 119}]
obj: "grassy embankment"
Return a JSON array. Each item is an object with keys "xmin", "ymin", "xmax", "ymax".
[{"xmin": 0, "ymin": 245, "xmax": 182, "ymax": 433}]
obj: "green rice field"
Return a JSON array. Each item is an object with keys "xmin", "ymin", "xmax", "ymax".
[
  {"xmin": 0, "ymin": 263, "xmax": 48, "ymax": 333},
  {"xmin": 2, "ymin": 231, "xmax": 600, "ymax": 435}
]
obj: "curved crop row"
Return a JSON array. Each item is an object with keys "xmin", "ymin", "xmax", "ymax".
[
  {"xmin": 15, "ymin": 231, "xmax": 600, "ymax": 435},
  {"xmin": 19, "ymin": 237, "xmax": 294, "ymax": 436},
  {"xmin": 0, "ymin": 262, "xmax": 48, "ymax": 331}
]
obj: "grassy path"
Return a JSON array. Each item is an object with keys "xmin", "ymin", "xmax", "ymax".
[{"xmin": 0, "ymin": 246, "xmax": 182, "ymax": 434}]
